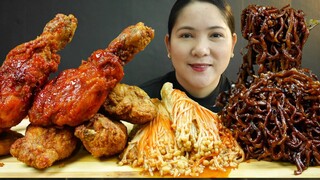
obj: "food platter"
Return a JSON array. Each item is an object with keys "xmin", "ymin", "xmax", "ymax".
[
  {"xmin": 1, "ymin": 3, "xmax": 319, "ymax": 178},
  {"xmin": 0, "ymin": 119, "xmax": 319, "ymax": 178}
]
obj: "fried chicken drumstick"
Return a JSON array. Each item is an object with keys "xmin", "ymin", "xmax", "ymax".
[
  {"xmin": 75, "ymin": 113, "xmax": 128, "ymax": 158},
  {"xmin": 10, "ymin": 125, "xmax": 78, "ymax": 169},
  {"xmin": 102, "ymin": 83, "xmax": 157, "ymax": 125},
  {"xmin": 29, "ymin": 22, "xmax": 154, "ymax": 127},
  {"xmin": 0, "ymin": 130, "xmax": 23, "ymax": 156},
  {"xmin": 0, "ymin": 14, "xmax": 77, "ymax": 131}
]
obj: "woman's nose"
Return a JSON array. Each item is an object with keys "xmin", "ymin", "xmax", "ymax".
[{"xmin": 191, "ymin": 38, "xmax": 210, "ymax": 57}]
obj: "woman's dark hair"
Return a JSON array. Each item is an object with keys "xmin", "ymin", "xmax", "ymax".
[{"xmin": 167, "ymin": 0, "xmax": 235, "ymax": 40}]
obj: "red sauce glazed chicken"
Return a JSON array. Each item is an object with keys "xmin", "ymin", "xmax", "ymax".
[
  {"xmin": 28, "ymin": 22, "xmax": 154, "ymax": 127},
  {"xmin": 0, "ymin": 14, "xmax": 77, "ymax": 132}
]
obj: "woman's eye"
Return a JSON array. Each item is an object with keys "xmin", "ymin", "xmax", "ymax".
[
  {"xmin": 180, "ymin": 33, "xmax": 193, "ymax": 38},
  {"xmin": 210, "ymin": 33, "xmax": 223, "ymax": 38}
]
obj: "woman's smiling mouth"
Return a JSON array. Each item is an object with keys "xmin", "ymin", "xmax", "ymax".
[{"xmin": 189, "ymin": 63, "xmax": 212, "ymax": 72}]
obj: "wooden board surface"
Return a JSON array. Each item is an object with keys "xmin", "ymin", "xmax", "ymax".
[{"xmin": 1, "ymin": 119, "xmax": 319, "ymax": 178}]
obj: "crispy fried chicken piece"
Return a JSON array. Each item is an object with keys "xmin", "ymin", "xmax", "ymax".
[
  {"xmin": 102, "ymin": 83, "xmax": 157, "ymax": 124},
  {"xmin": 10, "ymin": 125, "xmax": 78, "ymax": 169},
  {"xmin": 29, "ymin": 22, "xmax": 154, "ymax": 127},
  {"xmin": 0, "ymin": 130, "xmax": 23, "ymax": 156},
  {"xmin": 0, "ymin": 14, "xmax": 77, "ymax": 130},
  {"xmin": 74, "ymin": 113, "xmax": 127, "ymax": 158}
]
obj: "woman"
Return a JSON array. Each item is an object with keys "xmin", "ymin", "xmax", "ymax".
[{"xmin": 140, "ymin": 0, "xmax": 237, "ymax": 112}]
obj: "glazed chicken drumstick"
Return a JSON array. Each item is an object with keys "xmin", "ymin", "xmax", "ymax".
[
  {"xmin": 29, "ymin": 22, "xmax": 154, "ymax": 127},
  {"xmin": 0, "ymin": 14, "xmax": 77, "ymax": 131}
]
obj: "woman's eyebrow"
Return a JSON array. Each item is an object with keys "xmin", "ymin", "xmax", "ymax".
[
  {"xmin": 176, "ymin": 26, "xmax": 194, "ymax": 31},
  {"xmin": 208, "ymin": 25, "xmax": 226, "ymax": 30},
  {"xmin": 176, "ymin": 25, "xmax": 226, "ymax": 31}
]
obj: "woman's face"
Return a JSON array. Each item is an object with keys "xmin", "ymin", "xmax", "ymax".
[{"xmin": 165, "ymin": 1, "xmax": 237, "ymax": 97}]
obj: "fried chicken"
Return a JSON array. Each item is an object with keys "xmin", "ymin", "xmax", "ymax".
[
  {"xmin": 0, "ymin": 14, "xmax": 77, "ymax": 130},
  {"xmin": 10, "ymin": 125, "xmax": 78, "ymax": 169},
  {"xmin": 74, "ymin": 113, "xmax": 127, "ymax": 158},
  {"xmin": 29, "ymin": 22, "xmax": 154, "ymax": 127},
  {"xmin": 102, "ymin": 83, "xmax": 157, "ymax": 124},
  {"xmin": 0, "ymin": 130, "xmax": 23, "ymax": 156}
]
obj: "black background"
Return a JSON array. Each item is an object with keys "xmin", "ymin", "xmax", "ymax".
[{"xmin": 1, "ymin": 0, "xmax": 319, "ymax": 86}]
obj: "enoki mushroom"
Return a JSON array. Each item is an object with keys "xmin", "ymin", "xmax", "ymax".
[{"xmin": 119, "ymin": 83, "xmax": 244, "ymax": 177}]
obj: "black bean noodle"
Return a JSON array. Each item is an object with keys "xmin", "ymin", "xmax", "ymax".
[
  {"xmin": 238, "ymin": 4, "xmax": 309, "ymax": 87},
  {"xmin": 216, "ymin": 4, "xmax": 320, "ymax": 175}
]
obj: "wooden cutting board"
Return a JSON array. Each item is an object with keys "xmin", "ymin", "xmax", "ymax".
[{"xmin": 1, "ymin": 119, "xmax": 319, "ymax": 178}]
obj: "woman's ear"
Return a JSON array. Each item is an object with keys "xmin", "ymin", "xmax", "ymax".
[
  {"xmin": 164, "ymin": 34, "xmax": 171, "ymax": 58},
  {"xmin": 231, "ymin": 33, "xmax": 237, "ymax": 54}
]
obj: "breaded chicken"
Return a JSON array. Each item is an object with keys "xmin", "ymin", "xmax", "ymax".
[
  {"xmin": 74, "ymin": 113, "xmax": 127, "ymax": 158},
  {"xmin": 0, "ymin": 130, "xmax": 23, "ymax": 156},
  {"xmin": 10, "ymin": 125, "xmax": 78, "ymax": 169},
  {"xmin": 102, "ymin": 83, "xmax": 157, "ymax": 124}
]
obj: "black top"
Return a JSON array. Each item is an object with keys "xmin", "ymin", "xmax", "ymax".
[{"xmin": 139, "ymin": 71, "xmax": 231, "ymax": 113}]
